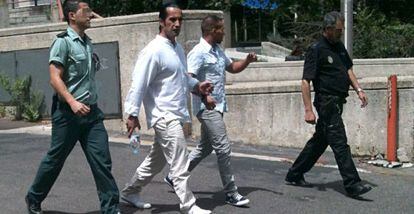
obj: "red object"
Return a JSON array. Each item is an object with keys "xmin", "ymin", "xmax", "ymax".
[{"xmin": 387, "ymin": 75, "xmax": 398, "ymax": 162}]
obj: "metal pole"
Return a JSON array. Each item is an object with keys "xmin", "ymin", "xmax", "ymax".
[
  {"xmin": 341, "ymin": 0, "xmax": 353, "ymax": 58},
  {"xmin": 387, "ymin": 75, "xmax": 398, "ymax": 162}
]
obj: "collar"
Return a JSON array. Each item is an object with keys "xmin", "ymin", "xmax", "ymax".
[
  {"xmin": 321, "ymin": 35, "xmax": 343, "ymax": 49},
  {"xmin": 156, "ymin": 34, "xmax": 176, "ymax": 47},
  {"xmin": 199, "ymin": 37, "xmax": 214, "ymax": 52},
  {"xmin": 67, "ymin": 27, "xmax": 91, "ymax": 42}
]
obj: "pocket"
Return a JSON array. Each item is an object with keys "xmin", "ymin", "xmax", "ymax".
[{"xmin": 69, "ymin": 53, "xmax": 87, "ymax": 75}]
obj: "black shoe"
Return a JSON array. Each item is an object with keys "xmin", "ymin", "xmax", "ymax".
[
  {"xmin": 164, "ymin": 176, "xmax": 174, "ymax": 190},
  {"xmin": 25, "ymin": 196, "xmax": 42, "ymax": 214},
  {"xmin": 285, "ymin": 175, "xmax": 313, "ymax": 187},
  {"xmin": 346, "ymin": 183, "xmax": 372, "ymax": 197},
  {"xmin": 225, "ymin": 192, "xmax": 250, "ymax": 207}
]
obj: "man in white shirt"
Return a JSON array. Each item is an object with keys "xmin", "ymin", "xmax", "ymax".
[
  {"xmin": 165, "ymin": 15, "xmax": 257, "ymax": 207},
  {"xmin": 121, "ymin": 3, "xmax": 212, "ymax": 214}
]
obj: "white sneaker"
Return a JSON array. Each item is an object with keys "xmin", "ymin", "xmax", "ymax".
[
  {"xmin": 121, "ymin": 193, "xmax": 151, "ymax": 209},
  {"xmin": 186, "ymin": 205, "xmax": 211, "ymax": 214}
]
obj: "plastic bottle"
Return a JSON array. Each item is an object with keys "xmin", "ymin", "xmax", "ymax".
[{"xmin": 129, "ymin": 134, "xmax": 140, "ymax": 155}]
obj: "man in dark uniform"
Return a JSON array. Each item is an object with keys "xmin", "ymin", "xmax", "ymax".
[
  {"xmin": 285, "ymin": 11, "xmax": 372, "ymax": 197},
  {"xmin": 25, "ymin": 1, "xmax": 121, "ymax": 213}
]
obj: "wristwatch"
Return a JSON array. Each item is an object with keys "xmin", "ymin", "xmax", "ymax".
[{"xmin": 356, "ymin": 88, "xmax": 364, "ymax": 93}]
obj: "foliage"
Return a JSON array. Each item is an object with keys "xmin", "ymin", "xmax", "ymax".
[
  {"xmin": 353, "ymin": 5, "xmax": 414, "ymax": 58},
  {"xmin": 0, "ymin": 73, "xmax": 44, "ymax": 121},
  {"xmin": 84, "ymin": 0, "xmax": 414, "ymax": 58},
  {"xmin": 22, "ymin": 91, "xmax": 44, "ymax": 122},
  {"xmin": 0, "ymin": 105, "xmax": 5, "ymax": 118}
]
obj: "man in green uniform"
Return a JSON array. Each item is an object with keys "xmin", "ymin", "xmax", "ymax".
[{"xmin": 25, "ymin": 1, "xmax": 120, "ymax": 213}]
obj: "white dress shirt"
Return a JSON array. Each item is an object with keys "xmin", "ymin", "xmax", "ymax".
[
  {"xmin": 124, "ymin": 35, "xmax": 199, "ymax": 128},
  {"xmin": 187, "ymin": 38, "xmax": 232, "ymax": 115}
]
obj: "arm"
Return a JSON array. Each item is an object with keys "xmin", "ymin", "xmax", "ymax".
[
  {"xmin": 348, "ymin": 68, "xmax": 368, "ymax": 108},
  {"xmin": 186, "ymin": 51, "xmax": 214, "ymax": 96},
  {"xmin": 49, "ymin": 63, "xmax": 90, "ymax": 116},
  {"xmin": 226, "ymin": 52, "xmax": 257, "ymax": 74},
  {"xmin": 302, "ymin": 79, "xmax": 316, "ymax": 124},
  {"xmin": 188, "ymin": 73, "xmax": 216, "ymax": 110},
  {"xmin": 124, "ymin": 51, "xmax": 158, "ymax": 137}
]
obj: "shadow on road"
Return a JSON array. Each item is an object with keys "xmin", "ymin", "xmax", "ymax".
[
  {"xmin": 120, "ymin": 202, "xmax": 180, "ymax": 214},
  {"xmin": 194, "ymin": 186, "xmax": 283, "ymax": 211},
  {"xmin": 44, "ymin": 211, "xmax": 100, "ymax": 214},
  {"xmin": 119, "ymin": 186, "xmax": 282, "ymax": 213},
  {"xmin": 313, "ymin": 180, "xmax": 376, "ymax": 201}
]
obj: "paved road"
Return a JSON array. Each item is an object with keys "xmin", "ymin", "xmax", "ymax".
[{"xmin": 1, "ymin": 133, "xmax": 413, "ymax": 214}]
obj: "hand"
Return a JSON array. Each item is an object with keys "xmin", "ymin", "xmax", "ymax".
[
  {"xmin": 69, "ymin": 100, "xmax": 90, "ymax": 116},
  {"xmin": 203, "ymin": 95, "xmax": 216, "ymax": 110},
  {"xmin": 304, "ymin": 110, "xmax": 316, "ymax": 124},
  {"xmin": 358, "ymin": 91, "xmax": 368, "ymax": 108},
  {"xmin": 246, "ymin": 52, "xmax": 258, "ymax": 63},
  {"xmin": 198, "ymin": 81, "xmax": 214, "ymax": 96},
  {"xmin": 126, "ymin": 115, "xmax": 141, "ymax": 138}
]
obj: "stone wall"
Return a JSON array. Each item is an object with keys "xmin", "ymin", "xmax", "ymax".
[{"xmin": 201, "ymin": 59, "xmax": 414, "ymax": 161}]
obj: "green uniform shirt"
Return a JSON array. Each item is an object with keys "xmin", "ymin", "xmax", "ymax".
[{"xmin": 49, "ymin": 27, "xmax": 97, "ymax": 105}]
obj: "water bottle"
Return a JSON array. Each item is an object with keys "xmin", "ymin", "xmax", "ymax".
[{"xmin": 129, "ymin": 134, "xmax": 141, "ymax": 155}]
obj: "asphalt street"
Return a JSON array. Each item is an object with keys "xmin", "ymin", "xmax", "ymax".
[{"xmin": 1, "ymin": 132, "xmax": 413, "ymax": 214}]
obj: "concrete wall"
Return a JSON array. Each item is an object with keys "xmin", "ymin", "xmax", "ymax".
[
  {"xmin": 0, "ymin": 0, "xmax": 9, "ymax": 28},
  {"xmin": 226, "ymin": 58, "xmax": 414, "ymax": 83},
  {"xmin": 0, "ymin": 10, "xmax": 223, "ymax": 137},
  {"xmin": 206, "ymin": 59, "xmax": 414, "ymax": 161},
  {"xmin": 211, "ymin": 76, "xmax": 414, "ymax": 161},
  {"xmin": 261, "ymin": 41, "xmax": 291, "ymax": 58}
]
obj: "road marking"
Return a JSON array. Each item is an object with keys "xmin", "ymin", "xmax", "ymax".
[
  {"xmin": 115, "ymin": 138, "xmax": 371, "ymax": 174},
  {"xmin": 0, "ymin": 127, "xmax": 371, "ymax": 173}
]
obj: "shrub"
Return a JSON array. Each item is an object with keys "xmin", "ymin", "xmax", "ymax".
[
  {"xmin": 354, "ymin": 6, "xmax": 414, "ymax": 58},
  {"xmin": 0, "ymin": 73, "xmax": 44, "ymax": 121},
  {"xmin": 0, "ymin": 105, "xmax": 5, "ymax": 118}
]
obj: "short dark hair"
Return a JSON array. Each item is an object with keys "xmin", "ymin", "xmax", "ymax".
[
  {"xmin": 63, "ymin": 0, "xmax": 83, "ymax": 24},
  {"xmin": 323, "ymin": 11, "xmax": 344, "ymax": 31},
  {"xmin": 159, "ymin": 2, "xmax": 181, "ymax": 21},
  {"xmin": 201, "ymin": 15, "xmax": 223, "ymax": 36}
]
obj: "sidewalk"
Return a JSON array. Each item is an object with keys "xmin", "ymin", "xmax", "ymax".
[{"xmin": 0, "ymin": 118, "xmax": 44, "ymax": 130}]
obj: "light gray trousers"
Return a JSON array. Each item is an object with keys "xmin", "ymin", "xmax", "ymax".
[
  {"xmin": 188, "ymin": 109, "xmax": 237, "ymax": 194},
  {"xmin": 122, "ymin": 118, "xmax": 196, "ymax": 211}
]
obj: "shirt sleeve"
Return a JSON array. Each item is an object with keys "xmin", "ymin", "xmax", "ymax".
[
  {"xmin": 49, "ymin": 38, "xmax": 68, "ymax": 66},
  {"xmin": 343, "ymin": 47, "xmax": 353, "ymax": 70},
  {"xmin": 302, "ymin": 45, "xmax": 318, "ymax": 80},
  {"xmin": 187, "ymin": 50, "xmax": 203, "ymax": 76},
  {"xmin": 187, "ymin": 75, "xmax": 199, "ymax": 92},
  {"xmin": 124, "ymin": 50, "xmax": 159, "ymax": 116},
  {"xmin": 224, "ymin": 51, "xmax": 233, "ymax": 68}
]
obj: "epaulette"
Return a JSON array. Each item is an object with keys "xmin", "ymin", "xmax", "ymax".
[{"xmin": 56, "ymin": 31, "xmax": 68, "ymax": 38}]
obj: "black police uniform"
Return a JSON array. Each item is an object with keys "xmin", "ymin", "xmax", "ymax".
[{"xmin": 286, "ymin": 36, "xmax": 362, "ymax": 190}]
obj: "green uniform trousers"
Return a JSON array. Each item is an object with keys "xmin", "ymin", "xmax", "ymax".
[{"xmin": 27, "ymin": 103, "xmax": 119, "ymax": 213}]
